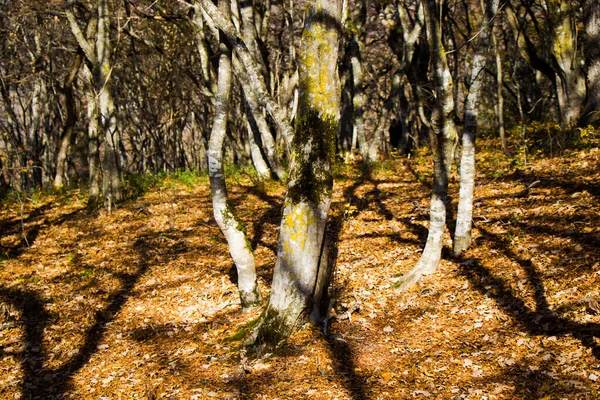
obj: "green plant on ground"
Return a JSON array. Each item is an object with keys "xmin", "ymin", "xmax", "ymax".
[
  {"xmin": 172, "ymin": 170, "xmax": 208, "ymax": 188},
  {"xmin": 122, "ymin": 171, "xmax": 167, "ymax": 200}
]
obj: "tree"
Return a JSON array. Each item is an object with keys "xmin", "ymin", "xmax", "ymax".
[
  {"xmin": 583, "ymin": 0, "xmax": 600, "ymax": 126},
  {"xmin": 203, "ymin": 0, "xmax": 261, "ymax": 310},
  {"xmin": 397, "ymin": 0, "xmax": 458, "ymax": 292},
  {"xmin": 453, "ymin": 0, "xmax": 500, "ymax": 257},
  {"xmin": 257, "ymin": 0, "xmax": 342, "ymax": 342},
  {"xmin": 66, "ymin": 0, "xmax": 122, "ymax": 209},
  {"xmin": 546, "ymin": 0, "xmax": 585, "ymax": 129}
]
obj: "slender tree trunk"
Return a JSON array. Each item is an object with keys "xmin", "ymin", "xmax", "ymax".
[
  {"xmin": 453, "ymin": 0, "xmax": 499, "ymax": 257},
  {"xmin": 347, "ymin": 0, "xmax": 368, "ymax": 160},
  {"xmin": 491, "ymin": 25, "xmax": 509, "ymax": 155},
  {"xmin": 82, "ymin": 64, "xmax": 102, "ymax": 208},
  {"xmin": 257, "ymin": 0, "xmax": 342, "ymax": 342},
  {"xmin": 397, "ymin": 0, "xmax": 458, "ymax": 292},
  {"xmin": 237, "ymin": 0, "xmax": 283, "ymax": 179},
  {"xmin": 54, "ymin": 52, "xmax": 84, "ymax": 190},
  {"xmin": 196, "ymin": 0, "xmax": 295, "ymax": 149},
  {"xmin": 233, "ymin": 55, "xmax": 285, "ymax": 179},
  {"xmin": 208, "ymin": 0, "xmax": 260, "ymax": 310},
  {"xmin": 583, "ymin": 0, "xmax": 600, "ymax": 125},
  {"xmin": 246, "ymin": 117, "xmax": 271, "ymax": 179},
  {"xmin": 97, "ymin": 0, "xmax": 121, "ymax": 210},
  {"xmin": 191, "ymin": 6, "xmax": 217, "ymax": 94}
]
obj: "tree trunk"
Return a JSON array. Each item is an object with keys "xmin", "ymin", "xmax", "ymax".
[
  {"xmin": 82, "ymin": 64, "xmax": 102, "ymax": 209},
  {"xmin": 233, "ymin": 55, "xmax": 285, "ymax": 179},
  {"xmin": 491, "ymin": 25, "xmax": 509, "ymax": 155},
  {"xmin": 246, "ymin": 117, "xmax": 271, "ymax": 180},
  {"xmin": 548, "ymin": 0, "xmax": 586, "ymax": 128},
  {"xmin": 257, "ymin": 0, "xmax": 342, "ymax": 343},
  {"xmin": 453, "ymin": 0, "xmax": 499, "ymax": 257},
  {"xmin": 196, "ymin": 0, "xmax": 295, "ymax": 148},
  {"xmin": 54, "ymin": 52, "xmax": 84, "ymax": 190},
  {"xmin": 397, "ymin": 0, "xmax": 458, "ymax": 292},
  {"xmin": 583, "ymin": 0, "xmax": 600, "ymax": 125},
  {"xmin": 97, "ymin": 0, "xmax": 121, "ymax": 210},
  {"xmin": 208, "ymin": 0, "xmax": 261, "ymax": 310},
  {"xmin": 347, "ymin": 0, "xmax": 369, "ymax": 160}
]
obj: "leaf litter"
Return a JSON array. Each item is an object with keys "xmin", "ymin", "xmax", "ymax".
[{"xmin": 0, "ymin": 141, "xmax": 599, "ymax": 398}]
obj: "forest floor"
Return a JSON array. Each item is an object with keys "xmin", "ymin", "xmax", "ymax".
[{"xmin": 1, "ymin": 136, "xmax": 600, "ymax": 400}]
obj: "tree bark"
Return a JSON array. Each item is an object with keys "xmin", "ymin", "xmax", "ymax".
[
  {"xmin": 207, "ymin": 0, "xmax": 261, "ymax": 310},
  {"xmin": 54, "ymin": 51, "xmax": 84, "ymax": 190},
  {"xmin": 81, "ymin": 64, "xmax": 102, "ymax": 208},
  {"xmin": 97, "ymin": 0, "xmax": 121, "ymax": 210},
  {"xmin": 196, "ymin": 0, "xmax": 295, "ymax": 148},
  {"xmin": 233, "ymin": 54, "xmax": 285, "ymax": 179},
  {"xmin": 346, "ymin": 0, "xmax": 369, "ymax": 160},
  {"xmin": 547, "ymin": 0, "xmax": 585, "ymax": 129},
  {"xmin": 397, "ymin": 0, "xmax": 458, "ymax": 292},
  {"xmin": 257, "ymin": 0, "xmax": 342, "ymax": 343},
  {"xmin": 453, "ymin": 0, "xmax": 499, "ymax": 257},
  {"xmin": 491, "ymin": 25, "xmax": 509, "ymax": 155},
  {"xmin": 583, "ymin": 0, "xmax": 600, "ymax": 126}
]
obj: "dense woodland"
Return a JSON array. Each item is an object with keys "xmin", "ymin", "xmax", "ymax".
[{"xmin": 1, "ymin": 0, "xmax": 600, "ymax": 398}]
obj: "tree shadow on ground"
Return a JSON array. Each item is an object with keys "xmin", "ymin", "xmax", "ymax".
[
  {"xmin": 246, "ymin": 186, "xmax": 283, "ymax": 254},
  {"xmin": 0, "ymin": 204, "xmax": 83, "ymax": 259},
  {"xmin": 324, "ymin": 335, "xmax": 369, "ymax": 400},
  {"xmin": 0, "ymin": 229, "xmax": 169, "ymax": 399},
  {"xmin": 459, "ymin": 225, "xmax": 600, "ymax": 366},
  {"xmin": 505, "ymin": 169, "xmax": 600, "ymax": 199}
]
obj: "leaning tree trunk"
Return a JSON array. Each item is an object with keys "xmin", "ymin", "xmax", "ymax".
[
  {"xmin": 257, "ymin": 0, "xmax": 342, "ymax": 343},
  {"xmin": 397, "ymin": 0, "xmax": 458, "ymax": 292},
  {"xmin": 234, "ymin": 54, "xmax": 285, "ymax": 180},
  {"xmin": 453, "ymin": 0, "xmax": 499, "ymax": 257},
  {"xmin": 583, "ymin": 0, "xmax": 600, "ymax": 125},
  {"xmin": 207, "ymin": 0, "xmax": 261, "ymax": 310},
  {"xmin": 196, "ymin": 0, "xmax": 295, "ymax": 148}
]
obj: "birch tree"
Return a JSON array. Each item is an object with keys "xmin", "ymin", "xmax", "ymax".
[
  {"xmin": 397, "ymin": 0, "xmax": 458, "ymax": 292},
  {"xmin": 453, "ymin": 0, "xmax": 500, "ymax": 257}
]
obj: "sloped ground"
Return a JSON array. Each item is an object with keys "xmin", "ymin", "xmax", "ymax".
[{"xmin": 1, "ymin": 139, "xmax": 599, "ymax": 399}]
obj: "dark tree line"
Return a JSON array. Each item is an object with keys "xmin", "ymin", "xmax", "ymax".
[{"xmin": 1, "ymin": 0, "xmax": 597, "ymax": 199}]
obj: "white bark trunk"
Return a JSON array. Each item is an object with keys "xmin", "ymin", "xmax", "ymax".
[
  {"xmin": 208, "ymin": 0, "xmax": 260, "ymax": 309},
  {"xmin": 453, "ymin": 0, "xmax": 499, "ymax": 257},
  {"xmin": 492, "ymin": 26, "xmax": 509, "ymax": 155},
  {"xmin": 82, "ymin": 64, "xmax": 101, "ymax": 207},
  {"xmin": 196, "ymin": 0, "xmax": 295, "ymax": 149},
  {"xmin": 233, "ymin": 55, "xmax": 286, "ymax": 179},
  {"xmin": 97, "ymin": 0, "xmax": 121, "ymax": 209},
  {"xmin": 397, "ymin": 0, "xmax": 457, "ymax": 292},
  {"xmin": 247, "ymin": 119, "xmax": 271, "ymax": 180},
  {"xmin": 258, "ymin": 0, "xmax": 342, "ymax": 342}
]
